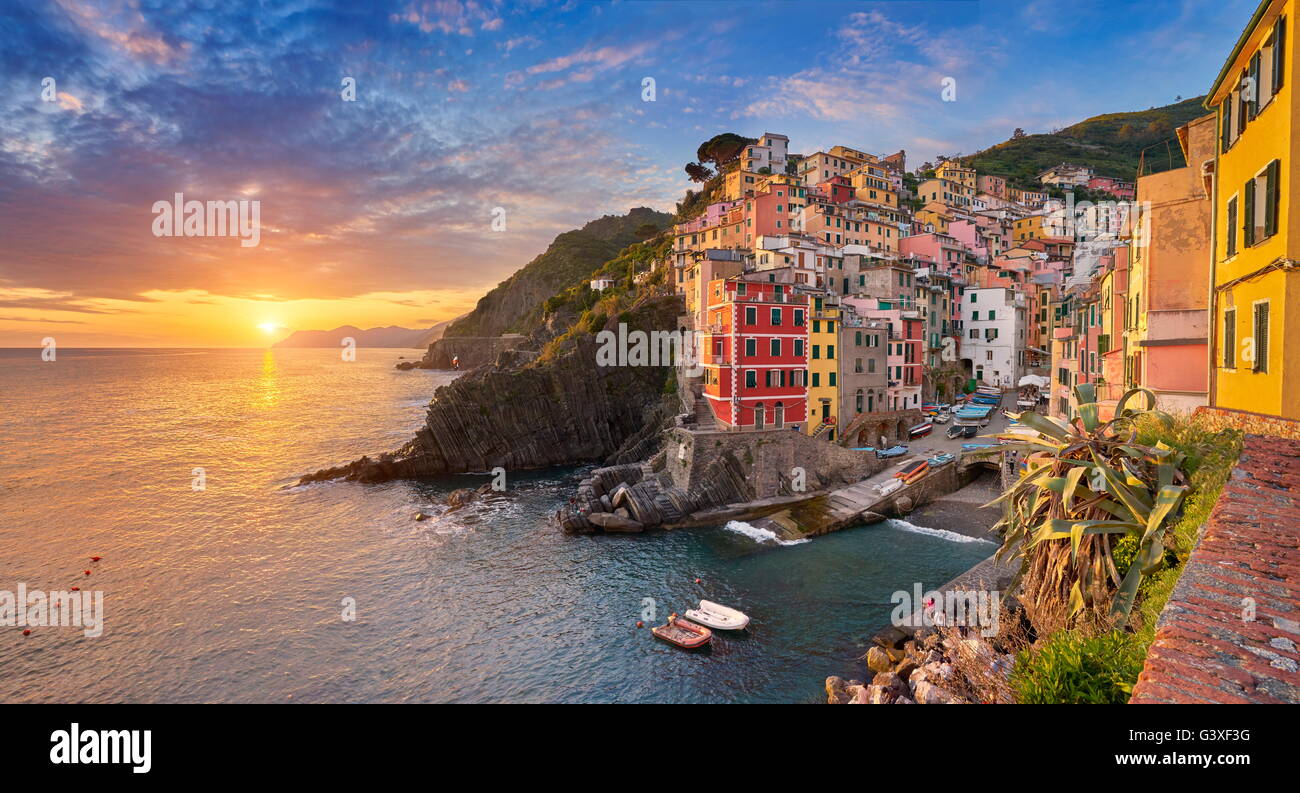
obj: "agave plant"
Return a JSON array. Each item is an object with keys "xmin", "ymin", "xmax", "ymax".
[{"xmin": 986, "ymin": 384, "xmax": 1188, "ymax": 628}]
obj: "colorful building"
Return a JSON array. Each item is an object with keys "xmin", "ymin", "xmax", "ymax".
[
  {"xmin": 1207, "ymin": 0, "xmax": 1300, "ymax": 419},
  {"xmin": 701, "ymin": 277, "xmax": 809, "ymax": 429}
]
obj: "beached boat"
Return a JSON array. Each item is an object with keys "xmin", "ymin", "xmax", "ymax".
[
  {"xmin": 876, "ymin": 445, "xmax": 909, "ymax": 458},
  {"xmin": 684, "ymin": 600, "xmax": 750, "ymax": 631},
  {"xmin": 932, "ymin": 411, "xmax": 950, "ymax": 424},
  {"xmin": 908, "ymin": 421, "xmax": 933, "ymax": 438},
  {"xmin": 875, "ymin": 479, "xmax": 903, "ymax": 496},
  {"xmin": 651, "ymin": 616, "xmax": 712, "ymax": 649},
  {"xmin": 928, "ymin": 452, "xmax": 955, "ymax": 467},
  {"xmin": 895, "ymin": 459, "xmax": 928, "ymax": 479}
]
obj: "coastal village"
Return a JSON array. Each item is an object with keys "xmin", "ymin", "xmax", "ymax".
[
  {"xmin": 663, "ymin": 90, "xmax": 1293, "ymax": 441},
  {"xmin": 311, "ymin": 0, "xmax": 1300, "ymax": 706}
]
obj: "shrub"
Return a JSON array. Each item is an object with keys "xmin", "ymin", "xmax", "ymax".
[{"xmin": 1011, "ymin": 630, "xmax": 1144, "ymax": 704}]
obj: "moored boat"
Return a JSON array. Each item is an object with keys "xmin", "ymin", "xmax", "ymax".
[
  {"xmin": 651, "ymin": 616, "xmax": 712, "ymax": 649},
  {"xmin": 908, "ymin": 421, "xmax": 933, "ymax": 438},
  {"xmin": 684, "ymin": 600, "xmax": 750, "ymax": 631}
]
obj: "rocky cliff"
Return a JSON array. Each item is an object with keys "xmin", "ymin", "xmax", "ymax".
[{"xmin": 301, "ymin": 295, "xmax": 681, "ymax": 484}]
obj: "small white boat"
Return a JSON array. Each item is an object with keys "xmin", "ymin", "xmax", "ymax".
[{"xmin": 684, "ymin": 599, "xmax": 750, "ymax": 631}]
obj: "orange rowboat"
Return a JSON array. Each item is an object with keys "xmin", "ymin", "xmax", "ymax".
[{"xmin": 651, "ymin": 616, "xmax": 712, "ymax": 649}]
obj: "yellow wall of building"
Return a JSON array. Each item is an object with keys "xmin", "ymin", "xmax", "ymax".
[{"xmin": 1209, "ymin": 0, "xmax": 1300, "ymax": 418}]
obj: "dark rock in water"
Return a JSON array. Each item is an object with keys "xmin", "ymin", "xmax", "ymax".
[
  {"xmin": 446, "ymin": 488, "xmax": 478, "ymax": 508},
  {"xmin": 587, "ymin": 512, "xmax": 644, "ymax": 533},
  {"xmin": 395, "ymin": 360, "xmax": 420, "ymax": 370},
  {"xmin": 299, "ymin": 295, "xmax": 680, "ymax": 486}
]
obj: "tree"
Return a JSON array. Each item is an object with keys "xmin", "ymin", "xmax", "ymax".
[
  {"xmin": 635, "ymin": 222, "xmax": 660, "ymax": 239},
  {"xmin": 684, "ymin": 162, "xmax": 714, "ymax": 183},
  {"xmin": 695, "ymin": 132, "xmax": 756, "ymax": 168},
  {"xmin": 1012, "ymin": 127, "xmax": 1027, "ymax": 139}
]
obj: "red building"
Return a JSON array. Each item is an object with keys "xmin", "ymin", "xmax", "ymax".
[
  {"xmin": 701, "ymin": 278, "xmax": 809, "ymax": 428},
  {"xmin": 1086, "ymin": 175, "xmax": 1136, "ymax": 200}
]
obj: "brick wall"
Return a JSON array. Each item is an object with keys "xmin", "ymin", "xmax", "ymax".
[{"xmin": 1129, "ymin": 434, "xmax": 1300, "ymax": 704}]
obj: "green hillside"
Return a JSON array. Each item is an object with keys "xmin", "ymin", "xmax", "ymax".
[
  {"xmin": 958, "ymin": 97, "xmax": 1213, "ymax": 188},
  {"xmin": 445, "ymin": 207, "xmax": 671, "ymax": 339}
]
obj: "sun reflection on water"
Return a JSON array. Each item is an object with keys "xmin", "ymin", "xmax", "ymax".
[{"xmin": 259, "ymin": 349, "xmax": 280, "ymax": 407}]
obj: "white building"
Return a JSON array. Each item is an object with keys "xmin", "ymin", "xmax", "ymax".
[
  {"xmin": 961, "ymin": 287, "xmax": 1027, "ymax": 388},
  {"xmin": 590, "ymin": 278, "xmax": 615, "ymax": 291},
  {"xmin": 741, "ymin": 132, "xmax": 789, "ymax": 175}
]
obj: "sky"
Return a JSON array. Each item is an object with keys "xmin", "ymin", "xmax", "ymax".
[{"xmin": 0, "ymin": 0, "xmax": 1258, "ymax": 347}]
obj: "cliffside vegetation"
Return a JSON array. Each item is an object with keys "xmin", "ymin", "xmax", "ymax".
[
  {"xmin": 444, "ymin": 207, "xmax": 671, "ymax": 340},
  {"xmin": 956, "ymin": 96, "xmax": 1210, "ymax": 188}
]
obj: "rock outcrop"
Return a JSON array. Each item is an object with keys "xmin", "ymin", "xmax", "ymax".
[{"xmin": 301, "ymin": 295, "xmax": 681, "ymax": 485}]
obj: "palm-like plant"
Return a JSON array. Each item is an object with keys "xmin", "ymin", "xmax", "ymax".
[{"xmin": 987, "ymin": 384, "xmax": 1188, "ymax": 628}]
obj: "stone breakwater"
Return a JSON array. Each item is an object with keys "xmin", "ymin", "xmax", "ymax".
[
  {"xmin": 560, "ymin": 422, "xmax": 886, "ymax": 533},
  {"xmin": 826, "ymin": 626, "xmax": 1016, "ymax": 704},
  {"xmin": 300, "ymin": 296, "xmax": 681, "ymax": 485}
]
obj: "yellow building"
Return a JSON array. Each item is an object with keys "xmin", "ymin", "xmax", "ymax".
[
  {"xmin": 935, "ymin": 160, "xmax": 976, "ymax": 189},
  {"xmin": 723, "ymin": 169, "xmax": 764, "ymax": 201},
  {"xmin": 917, "ymin": 177, "xmax": 974, "ymax": 209},
  {"xmin": 1207, "ymin": 0, "xmax": 1300, "ymax": 418},
  {"xmin": 1013, "ymin": 214, "xmax": 1048, "ymax": 242},
  {"xmin": 847, "ymin": 162, "xmax": 898, "ymax": 210},
  {"xmin": 807, "ymin": 295, "xmax": 840, "ymax": 436}
]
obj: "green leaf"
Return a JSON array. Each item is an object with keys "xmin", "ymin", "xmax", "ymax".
[
  {"xmin": 1011, "ymin": 410, "xmax": 1075, "ymax": 442},
  {"xmin": 1142, "ymin": 484, "xmax": 1187, "ymax": 543},
  {"xmin": 1063, "ymin": 465, "xmax": 1089, "ymax": 514},
  {"xmin": 1073, "ymin": 383, "xmax": 1099, "ymax": 431}
]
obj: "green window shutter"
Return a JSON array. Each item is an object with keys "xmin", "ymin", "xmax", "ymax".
[
  {"xmin": 1275, "ymin": 17, "xmax": 1287, "ymax": 93},
  {"xmin": 1222, "ymin": 100, "xmax": 1233, "ymax": 153},
  {"xmin": 829, "ymin": 372, "xmax": 836, "ymax": 386},
  {"xmin": 1223, "ymin": 309, "xmax": 1236, "ymax": 368},
  {"xmin": 1249, "ymin": 52, "xmax": 1262, "ymax": 118},
  {"xmin": 1265, "ymin": 159, "xmax": 1280, "ymax": 238},
  {"xmin": 1254, "ymin": 303, "xmax": 1270, "ymax": 373},
  {"xmin": 1244, "ymin": 177, "xmax": 1256, "ymax": 247},
  {"xmin": 1226, "ymin": 196, "xmax": 1238, "ymax": 256}
]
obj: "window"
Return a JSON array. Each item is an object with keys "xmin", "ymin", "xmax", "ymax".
[
  {"xmin": 1254, "ymin": 301, "xmax": 1270, "ymax": 373},
  {"xmin": 745, "ymin": 338, "xmax": 756, "ymax": 356},
  {"xmin": 794, "ymin": 339, "xmax": 805, "ymax": 357},
  {"xmin": 770, "ymin": 308, "xmax": 782, "ymax": 325},
  {"xmin": 812, "ymin": 372, "xmax": 820, "ymax": 387},
  {"xmin": 793, "ymin": 309, "xmax": 805, "ymax": 326},
  {"xmin": 745, "ymin": 370, "xmax": 757, "ymax": 388},
  {"xmin": 770, "ymin": 338, "xmax": 781, "ymax": 357},
  {"xmin": 1223, "ymin": 308, "xmax": 1236, "ymax": 368},
  {"xmin": 829, "ymin": 372, "xmax": 836, "ymax": 386},
  {"xmin": 868, "ymin": 358, "xmax": 876, "ymax": 373},
  {"xmin": 988, "ymin": 310, "xmax": 996, "ymax": 320},
  {"xmin": 827, "ymin": 344, "xmax": 835, "ymax": 359},
  {"xmin": 970, "ymin": 329, "xmax": 978, "ymax": 339},
  {"xmin": 745, "ymin": 306, "xmax": 756, "ymax": 325},
  {"xmin": 1226, "ymin": 196, "xmax": 1238, "ymax": 256},
  {"xmin": 811, "ymin": 345, "xmax": 820, "ymax": 360}
]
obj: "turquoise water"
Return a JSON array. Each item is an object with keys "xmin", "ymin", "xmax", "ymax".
[{"xmin": 0, "ymin": 348, "xmax": 992, "ymax": 703}]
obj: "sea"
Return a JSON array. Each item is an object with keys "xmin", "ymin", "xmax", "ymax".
[{"xmin": 0, "ymin": 348, "xmax": 992, "ymax": 703}]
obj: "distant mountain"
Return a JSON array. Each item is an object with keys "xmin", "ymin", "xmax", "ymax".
[
  {"xmin": 444, "ymin": 206, "xmax": 672, "ymax": 339},
  {"xmin": 958, "ymin": 97, "xmax": 1212, "ymax": 188},
  {"xmin": 274, "ymin": 319, "xmax": 453, "ymax": 349}
]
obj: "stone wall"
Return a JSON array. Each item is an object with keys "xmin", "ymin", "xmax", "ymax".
[{"xmin": 665, "ymin": 425, "xmax": 879, "ymax": 499}]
